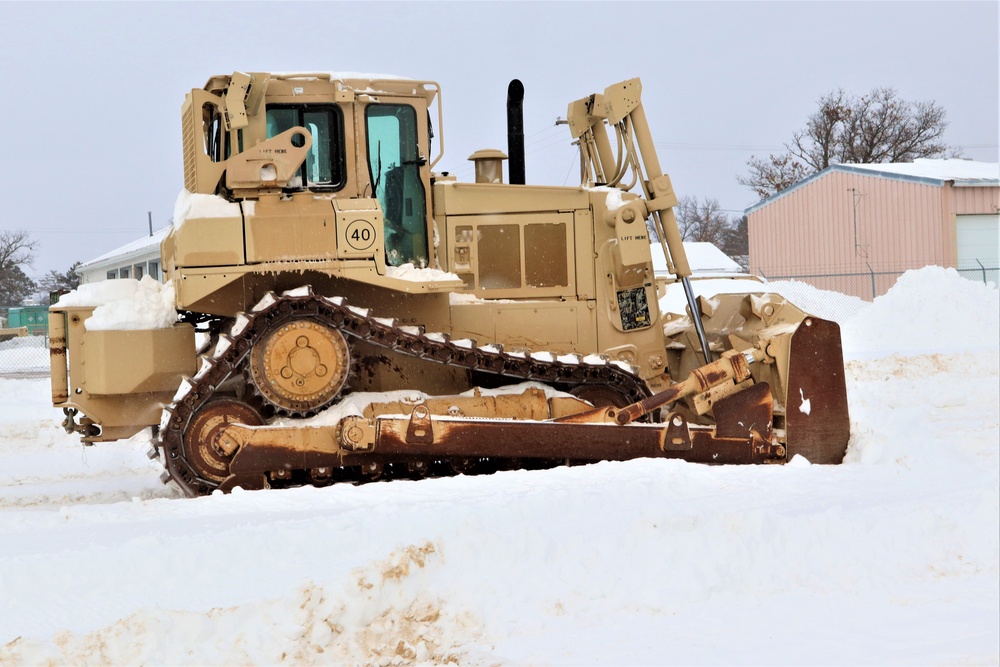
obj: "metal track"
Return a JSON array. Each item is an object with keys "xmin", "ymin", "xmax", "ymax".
[{"xmin": 156, "ymin": 288, "xmax": 651, "ymax": 496}]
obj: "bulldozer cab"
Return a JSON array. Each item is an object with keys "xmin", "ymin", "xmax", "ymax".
[{"xmin": 182, "ymin": 73, "xmax": 438, "ymax": 271}]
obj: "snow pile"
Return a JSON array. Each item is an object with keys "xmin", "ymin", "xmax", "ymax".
[
  {"xmin": 55, "ymin": 276, "xmax": 178, "ymax": 331},
  {"xmin": 841, "ymin": 266, "xmax": 1000, "ymax": 357},
  {"xmin": 386, "ymin": 263, "xmax": 461, "ymax": 283},
  {"xmin": 659, "ymin": 275, "xmax": 865, "ymax": 324}
]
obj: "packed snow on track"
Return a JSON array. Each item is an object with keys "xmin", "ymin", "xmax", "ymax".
[{"xmin": 0, "ymin": 267, "xmax": 997, "ymax": 666}]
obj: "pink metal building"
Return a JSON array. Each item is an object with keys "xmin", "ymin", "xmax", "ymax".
[{"xmin": 745, "ymin": 159, "xmax": 999, "ymax": 299}]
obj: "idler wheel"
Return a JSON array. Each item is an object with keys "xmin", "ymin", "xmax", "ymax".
[
  {"xmin": 184, "ymin": 398, "xmax": 265, "ymax": 484},
  {"xmin": 250, "ymin": 319, "xmax": 350, "ymax": 414}
]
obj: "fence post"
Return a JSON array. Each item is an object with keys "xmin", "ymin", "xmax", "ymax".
[
  {"xmin": 866, "ymin": 262, "xmax": 876, "ymax": 299},
  {"xmin": 976, "ymin": 259, "xmax": 986, "ymax": 285}
]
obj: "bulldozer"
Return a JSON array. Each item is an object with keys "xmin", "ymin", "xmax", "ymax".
[{"xmin": 49, "ymin": 72, "xmax": 849, "ymax": 496}]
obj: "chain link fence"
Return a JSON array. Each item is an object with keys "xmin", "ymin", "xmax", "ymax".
[
  {"xmin": 761, "ymin": 263, "xmax": 998, "ymax": 302},
  {"xmin": 0, "ymin": 330, "xmax": 49, "ymax": 379}
]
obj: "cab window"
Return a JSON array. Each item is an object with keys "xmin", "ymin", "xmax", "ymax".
[
  {"xmin": 366, "ymin": 104, "xmax": 427, "ymax": 267},
  {"xmin": 265, "ymin": 105, "xmax": 345, "ymax": 190}
]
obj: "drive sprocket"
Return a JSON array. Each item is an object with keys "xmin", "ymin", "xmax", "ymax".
[{"xmin": 249, "ymin": 318, "xmax": 351, "ymax": 416}]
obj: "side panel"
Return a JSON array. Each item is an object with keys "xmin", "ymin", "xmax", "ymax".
[
  {"xmin": 82, "ymin": 327, "xmax": 197, "ymax": 396},
  {"xmin": 245, "ymin": 195, "xmax": 339, "ymax": 263},
  {"xmin": 444, "ymin": 212, "xmax": 576, "ymax": 300},
  {"xmin": 450, "ymin": 301, "xmax": 596, "ymax": 352},
  {"xmin": 172, "ymin": 216, "xmax": 245, "ymax": 267}
]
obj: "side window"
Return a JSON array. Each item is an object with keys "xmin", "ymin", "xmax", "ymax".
[
  {"xmin": 265, "ymin": 105, "xmax": 345, "ymax": 190},
  {"xmin": 366, "ymin": 104, "xmax": 427, "ymax": 267},
  {"xmin": 203, "ymin": 104, "xmax": 227, "ymax": 163}
]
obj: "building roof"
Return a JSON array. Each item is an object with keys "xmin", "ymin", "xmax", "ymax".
[
  {"xmin": 651, "ymin": 242, "xmax": 742, "ymax": 275},
  {"xmin": 745, "ymin": 158, "xmax": 1000, "ymax": 215},
  {"xmin": 78, "ymin": 226, "xmax": 170, "ymax": 270},
  {"xmin": 844, "ymin": 158, "xmax": 999, "ymax": 183}
]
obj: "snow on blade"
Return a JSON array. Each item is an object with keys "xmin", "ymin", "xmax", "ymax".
[{"xmin": 798, "ymin": 388, "xmax": 812, "ymax": 415}]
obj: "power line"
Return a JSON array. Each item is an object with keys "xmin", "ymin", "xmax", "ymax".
[{"xmin": 654, "ymin": 142, "xmax": 782, "ymax": 152}]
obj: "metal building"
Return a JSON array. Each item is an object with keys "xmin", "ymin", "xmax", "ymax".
[{"xmin": 745, "ymin": 159, "xmax": 999, "ymax": 299}]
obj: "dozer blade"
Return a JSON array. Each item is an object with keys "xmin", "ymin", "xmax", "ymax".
[
  {"xmin": 783, "ymin": 317, "xmax": 850, "ymax": 463},
  {"xmin": 213, "ymin": 382, "xmax": 787, "ymax": 486}
]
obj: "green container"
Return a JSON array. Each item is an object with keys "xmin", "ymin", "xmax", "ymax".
[{"xmin": 7, "ymin": 305, "xmax": 50, "ymax": 336}]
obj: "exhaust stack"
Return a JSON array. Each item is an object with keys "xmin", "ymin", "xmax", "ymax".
[{"xmin": 507, "ymin": 79, "xmax": 525, "ymax": 185}]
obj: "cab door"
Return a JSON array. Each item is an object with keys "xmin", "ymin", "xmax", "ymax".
[{"xmin": 365, "ymin": 103, "xmax": 429, "ymax": 268}]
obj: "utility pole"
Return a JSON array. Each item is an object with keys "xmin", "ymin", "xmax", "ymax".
[{"xmin": 848, "ymin": 188, "xmax": 867, "ymax": 257}]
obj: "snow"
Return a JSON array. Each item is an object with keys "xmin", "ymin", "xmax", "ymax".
[
  {"xmin": 53, "ymin": 276, "xmax": 179, "ymax": 330},
  {"xmin": 173, "ymin": 188, "xmax": 242, "ymax": 230},
  {"xmin": 845, "ymin": 158, "xmax": 999, "ymax": 183},
  {"xmin": 659, "ymin": 274, "xmax": 868, "ymax": 325},
  {"xmin": 594, "ymin": 186, "xmax": 624, "ymax": 211},
  {"xmin": 1, "ymin": 266, "xmax": 998, "ymax": 665},
  {"xmin": 386, "ymin": 263, "xmax": 462, "ymax": 283}
]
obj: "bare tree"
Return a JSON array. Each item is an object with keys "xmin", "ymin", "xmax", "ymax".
[
  {"xmin": 0, "ymin": 230, "xmax": 37, "ymax": 307},
  {"xmin": 676, "ymin": 196, "xmax": 732, "ymax": 245},
  {"xmin": 739, "ymin": 87, "xmax": 954, "ymax": 200}
]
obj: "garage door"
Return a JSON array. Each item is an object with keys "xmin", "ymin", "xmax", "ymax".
[{"xmin": 956, "ymin": 214, "xmax": 999, "ymax": 270}]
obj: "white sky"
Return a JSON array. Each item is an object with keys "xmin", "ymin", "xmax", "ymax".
[{"xmin": 1, "ymin": 1, "xmax": 997, "ymax": 278}]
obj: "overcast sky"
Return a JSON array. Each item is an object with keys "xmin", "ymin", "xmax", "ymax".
[{"xmin": 1, "ymin": 1, "xmax": 996, "ymax": 278}]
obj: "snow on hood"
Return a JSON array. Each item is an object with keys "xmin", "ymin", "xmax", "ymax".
[
  {"xmin": 173, "ymin": 189, "xmax": 241, "ymax": 230},
  {"xmin": 54, "ymin": 276, "xmax": 178, "ymax": 331}
]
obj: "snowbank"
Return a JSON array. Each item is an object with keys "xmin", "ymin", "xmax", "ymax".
[
  {"xmin": 54, "ymin": 276, "xmax": 178, "ymax": 331},
  {"xmin": 842, "ymin": 266, "xmax": 1000, "ymax": 357}
]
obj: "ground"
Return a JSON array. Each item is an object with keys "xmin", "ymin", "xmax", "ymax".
[{"xmin": 0, "ymin": 267, "xmax": 997, "ymax": 666}]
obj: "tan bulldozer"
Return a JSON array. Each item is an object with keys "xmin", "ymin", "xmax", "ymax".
[{"xmin": 50, "ymin": 73, "xmax": 849, "ymax": 496}]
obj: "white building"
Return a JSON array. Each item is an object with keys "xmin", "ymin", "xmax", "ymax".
[
  {"xmin": 651, "ymin": 241, "xmax": 743, "ymax": 278},
  {"xmin": 76, "ymin": 227, "xmax": 170, "ymax": 284}
]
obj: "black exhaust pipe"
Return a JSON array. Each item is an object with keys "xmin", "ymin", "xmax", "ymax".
[{"xmin": 507, "ymin": 79, "xmax": 525, "ymax": 185}]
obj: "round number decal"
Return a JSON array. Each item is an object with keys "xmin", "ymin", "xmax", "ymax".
[{"xmin": 345, "ymin": 220, "xmax": 376, "ymax": 251}]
